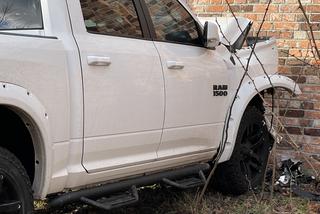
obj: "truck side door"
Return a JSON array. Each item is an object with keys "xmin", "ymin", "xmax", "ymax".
[
  {"xmin": 68, "ymin": 0, "xmax": 165, "ymax": 173},
  {"xmin": 142, "ymin": 0, "xmax": 231, "ymax": 158}
]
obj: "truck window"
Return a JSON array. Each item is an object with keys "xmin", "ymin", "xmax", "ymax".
[
  {"xmin": 145, "ymin": 0, "xmax": 202, "ymax": 46},
  {"xmin": 0, "ymin": 0, "xmax": 43, "ymax": 30},
  {"xmin": 80, "ymin": 0, "xmax": 143, "ymax": 38}
]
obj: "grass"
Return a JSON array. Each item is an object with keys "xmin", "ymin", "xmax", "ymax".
[{"xmin": 36, "ymin": 185, "xmax": 320, "ymax": 214}]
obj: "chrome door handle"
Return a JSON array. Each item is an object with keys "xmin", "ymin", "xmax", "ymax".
[
  {"xmin": 167, "ymin": 61, "xmax": 184, "ymax": 70},
  {"xmin": 87, "ymin": 56, "xmax": 111, "ymax": 66}
]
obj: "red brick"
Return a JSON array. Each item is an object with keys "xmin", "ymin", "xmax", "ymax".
[
  {"xmin": 274, "ymin": 22, "xmax": 299, "ymax": 30},
  {"xmin": 197, "ymin": 0, "xmax": 209, "ymax": 4},
  {"xmin": 296, "ymin": 14, "xmax": 306, "ymax": 22},
  {"xmin": 282, "ymin": 118, "xmax": 313, "ymax": 126},
  {"xmin": 310, "ymin": 14, "xmax": 320, "ymax": 22},
  {"xmin": 315, "ymin": 103, "xmax": 320, "ymax": 111},
  {"xmin": 253, "ymin": 4, "xmax": 278, "ymax": 13},
  {"xmin": 256, "ymin": 14, "xmax": 270, "ymax": 21},
  {"xmin": 279, "ymin": 109, "xmax": 304, "ymax": 117},
  {"xmin": 240, "ymin": 5, "xmax": 254, "ymax": 12},
  {"xmin": 305, "ymin": 67, "xmax": 319, "ymax": 75},
  {"xmin": 281, "ymin": 32, "xmax": 294, "ymax": 39},
  {"xmin": 279, "ymin": 4, "xmax": 299, "ymax": 12},
  {"xmin": 289, "ymin": 49, "xmax": 302, "ymax": 57},
  {"xmin": 279, "ymin": 99, "xmax": 301, "ymax": 108},
  {"xmin": 268, "ymin": 31, "xmax": 280, "ymax": 38},
  {"xmin": 191, "ymin": 5, "xmax": 204, "ymax": 12},
  {"xmin": 243, "ymin": 14, "xmax": 257, "ymax": 20},
  {"xmin": 278, "ymin": 65, "xmax": 290, "ymax": 73},
  {"xmin": 270, "ymin": 13, "xmax": 282, "ymax": 21},
  {"xmin": 234, "ymin": 0, "xmax": 247, "ymax": 3},
  {"xmin": 206, "ymin": 5, "xmax": 227, "ymax": 12},
  {"xmin": 288, "ymin": 66, "xmax": 303, "ymax": 75},
  {"xmin": 300, "ymin": 23, "xmax": 320, "ymax": 31},
  {"xmin": 305, "ymin": 128, "xmax": 320, "ymax": 136},
  {"xmin": 283, "ymin": 126, "xmax": 303, "ymax": 135},
  {"xmin": 286, "ymin": 58, "xmax": 308, "ymax": 66},
  {"xmin": 301, "ymin": 85, "xmax": 320, "ymax": 93},
  {"xmin": 305, "ymin": 111, "xmax": 320, "ymax": 119},
  {"xmin": 287, "ymin": 75, "xmax": 307, "ymax": 83},
  {"xmin": 297, "ymin": 41, "xmax": 310, "ymax": 49},
  {"xmin": 227, "ymin": 5, "xmax": 239, "ymax": 11},
  {"xmin": 303, "ymin": 143, "xmax": 320, "ymax": 154},
  {"xmin": 299, "ymin": 93, "xmax": 320, "ymax": 102},
  {"xmin": 252, "ymin": 22, "xmax": 273, "ymax": 31},
  {"xmin": 302, "ymin": 101, "xmax": 315, "ymax": 110},
  {"xmin": 307, "ymin": 5, "xmax": 320, "ymax": 13},
  {"xmin": 273, "ymin": 0, "xmax": 284, "ymax": 3}
]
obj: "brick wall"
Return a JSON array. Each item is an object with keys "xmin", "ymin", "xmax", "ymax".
[{"xmin": 188, "ymin": 0, "xmax": 320, "ymax": 166}]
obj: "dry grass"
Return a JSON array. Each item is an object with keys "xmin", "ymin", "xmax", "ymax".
[{"xmin": 37, "ymin": 185, "xmax": 320, "ymax": 214}]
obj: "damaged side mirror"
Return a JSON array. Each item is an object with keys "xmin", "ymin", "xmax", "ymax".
[{"xmin": 203, "ymin": 21, "xmax": 221, "ymax": 49}]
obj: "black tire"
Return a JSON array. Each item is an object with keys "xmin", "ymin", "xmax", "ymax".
[
  {"xmin": 0, "ymin": 147, "xmax": 33, "ymax": 214},
  {"xmin": 213, "ymin": 106, "xmax": 274, "ymax": 195}
]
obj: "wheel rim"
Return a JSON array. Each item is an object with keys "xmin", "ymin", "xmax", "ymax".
[
  {"xmin": 0, "ymin": 172, "xmax": 23, "ymax": 214},
  {"xmin": 239, "ymin": 121, "xmax": 269, "ymax": 184}
]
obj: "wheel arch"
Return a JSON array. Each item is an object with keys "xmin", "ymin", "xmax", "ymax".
[
  {"xmin": 0, "ymin": 82, "xmax": 52, "ymax": 199},
  {"xmin": 218, "ymin": 74, "xmax": 301, "ymax": 163}
]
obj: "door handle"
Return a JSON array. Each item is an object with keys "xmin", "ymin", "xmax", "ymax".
[
  {"xmin": 166, "ymin": 61, "xmax": 184, "ymax": 70},
  {"xmin": 87, "ymin": 56, "xmax": 111, "ymax": 66}
]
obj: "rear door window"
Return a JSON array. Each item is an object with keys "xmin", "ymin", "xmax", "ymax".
[
  {"xmin": 0, "ymin": 0, "xmax": 43, "ymax": 30},
  {"xmin": 80, "ymin": 0, "xmax": 143, "ymax": 38}
]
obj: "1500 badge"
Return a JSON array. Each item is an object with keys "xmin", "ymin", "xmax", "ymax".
[{"xmin": 213, "ymin": 85, "xmax": 228, "ymax": 96}]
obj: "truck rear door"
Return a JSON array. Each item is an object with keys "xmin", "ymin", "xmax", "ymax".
[{"xmin": 67, "ymin": 0, "xmax": 165, "ymax": 173}]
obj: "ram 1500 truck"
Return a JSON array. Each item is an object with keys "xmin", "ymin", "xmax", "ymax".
[{"xmin": 0, "ymin": 0, "xmax": 300, "ymax": 213}]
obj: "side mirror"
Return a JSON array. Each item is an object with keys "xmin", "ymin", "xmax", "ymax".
[{"xmin": 203, "ymin": 21, "xmax": 221, "ymax": 49}]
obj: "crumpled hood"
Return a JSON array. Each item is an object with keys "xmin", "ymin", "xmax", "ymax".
[{"xmin": 198, "ymin": 17, "xmax": 252, "ymax": 49}]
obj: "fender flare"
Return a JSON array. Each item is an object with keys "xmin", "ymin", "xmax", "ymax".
[
  {"xmin": 218, "ymin": 74, "xmax": 301, "ymax": 163},
  {"xmin": 0, "ymin": 82, "xmax": 51, "ymax": 198}
]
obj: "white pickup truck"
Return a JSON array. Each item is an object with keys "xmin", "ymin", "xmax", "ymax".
[{"xmin": 0, "ymin": 0, "xmax": 300, "ymax": 213}]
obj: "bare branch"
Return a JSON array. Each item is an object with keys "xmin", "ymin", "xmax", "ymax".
[{"xmin": 297, "ymin": 0, "xmax": 320, "ymax": 60}]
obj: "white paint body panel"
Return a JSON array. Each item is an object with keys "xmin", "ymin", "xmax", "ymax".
[
  {"xmin": 0, "ymin": 34, "xmax": 70, "ymax": 198},
  {"xmin": 154, "ymin": 42, "xmax": 232, "ymax": 158},
  {"xmin": 67, "ymin": 1, "xmax": 165, "ymax": 173},
  {"xmin": 0, "ymin": 0, "xmax": 301, "ymax": 200},
  {"xmin": 219, "ymin": 75, "xmax": 301, "ymax": 162}
]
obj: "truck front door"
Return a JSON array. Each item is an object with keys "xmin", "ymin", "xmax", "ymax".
[{"xmin": 142, "ymin": 0, "xmax": 231, "ymax": 159}]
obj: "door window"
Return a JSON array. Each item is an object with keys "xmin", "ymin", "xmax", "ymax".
[
  {"xmin": 0, "ymin": 0, "xmax": 42, "ymax": 30},
  {"xmin": 80, "ymin": 0, "xmax": 143, "ymax": 38},
  {"xmin": 145, "ymin": 0, "xmax": 202, "ymax": 46}
]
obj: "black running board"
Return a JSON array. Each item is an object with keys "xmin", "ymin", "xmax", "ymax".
[
  {"xmin": 80, "ymin": 186, "xmax": 139, "ymax": 210},
  {"xmin": 48, "ymin": 163, "xmax": 210, "ymax": 209},
  {"xmin": 162, "ymin": 170, "xmax": 207, "ymax": 189}
]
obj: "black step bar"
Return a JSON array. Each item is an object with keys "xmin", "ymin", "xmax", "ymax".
[
  {"xmin": 162, "ymin": 170, "xmax": 206, "ymax": 189},
  {"xmin": 48, "ymin": 163, "xmax": 210, "ymax": 209},
  {"xmin": 80, "ymin": 186, "xmax": 139, "ymax": 210}
]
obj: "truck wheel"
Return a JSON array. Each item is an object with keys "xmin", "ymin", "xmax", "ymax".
[
  {"xmin": 0, "ymin": 147, "xmax": 33, "ymax": 214},
  {"xmin": 213, "ymin": 106, "xmax": 273, "ymax": 195}
]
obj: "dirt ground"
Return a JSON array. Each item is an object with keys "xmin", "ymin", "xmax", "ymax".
[{"xmin": 35, "ymin": 185, "xmax": 320, "ymax": 214}]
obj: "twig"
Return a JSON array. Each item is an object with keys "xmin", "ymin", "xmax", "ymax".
[{"xmin": 297, "ymin": 0, "xmax": 320, "ymax": 60}]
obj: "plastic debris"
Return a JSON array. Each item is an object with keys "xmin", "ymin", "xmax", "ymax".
[{"xmin": 274, "ymin": 159, "xmax": 319, "ymax": 201}]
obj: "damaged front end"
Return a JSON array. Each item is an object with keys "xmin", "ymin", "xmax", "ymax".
[
  {"xmin": 198, "ymin": 16, "xmax": 301, "ymax": 165},
  {"xmin": 198, "ymin": 16, "xmax": 252, "ymax": 52},
  {"xmin": 198, "ymin": 16, "xmax": 279, "ymax": 78}
]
